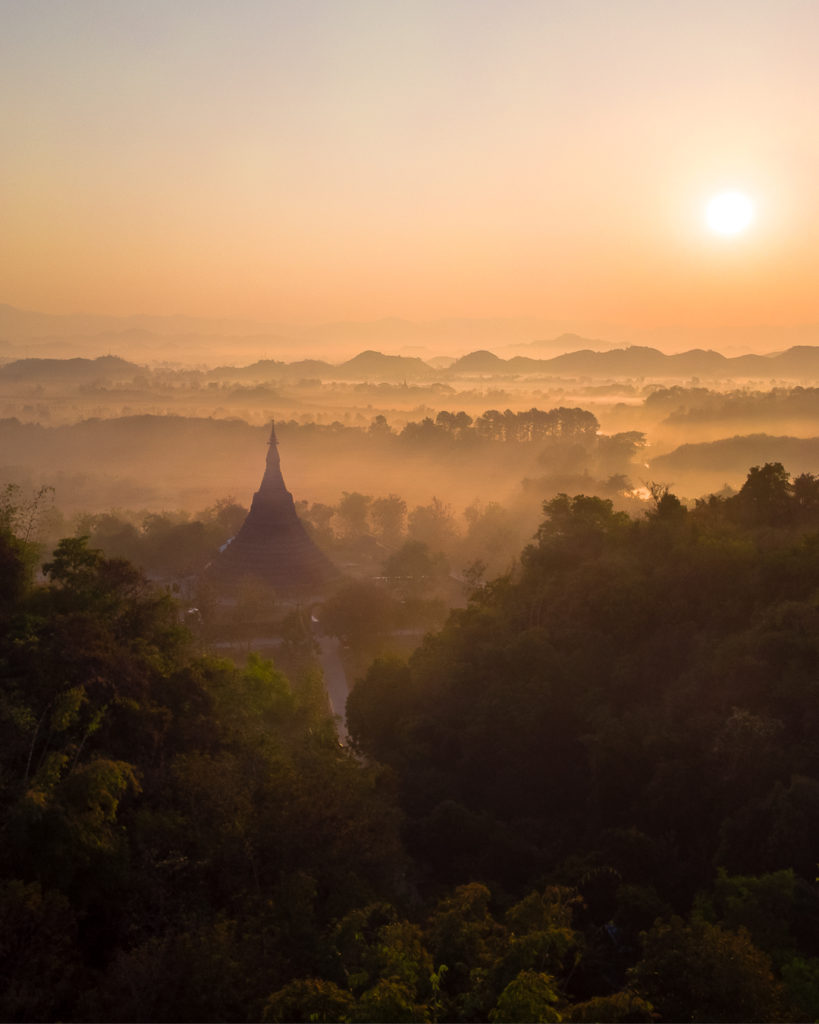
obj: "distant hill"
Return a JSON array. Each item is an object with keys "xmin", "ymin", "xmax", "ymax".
[
  {"xmin": 207, "ymin": 358, "xmax": 336, "ymax": 382},
  {"xmin": 0, "ymin": 355, "xmax": 142, "ymax": 381},
  {"xmin": 474, "ymin": 345, "xmax": 819, "ymax": 380},
  {"xmin": 7, "ymin": 342, "xmax": 819, "ymax": 385},
  {"xmin": 764, "ymin": 346, "xmax": 819, "ymax": 376},
  {"xmin": 448, "ymin": 350, "xmax": 508, "ymax": 373},
  {"xmin": 334, "ymin": 350, "xmax": 436, "ymax": 381},
  {"xmin": 206, "ymin": 350, "xmax": 436, "ymax": 383}
]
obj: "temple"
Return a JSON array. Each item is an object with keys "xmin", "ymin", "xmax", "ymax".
[{"xmin": 207, "ymin": 422, "xmax": 338, "ymax": 592}]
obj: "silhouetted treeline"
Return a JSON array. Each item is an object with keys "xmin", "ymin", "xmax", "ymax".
[
  {"xmin": 0, "ymin": 410, "xmax": 647, "ymax": 538},
  {"xmin": 642, "ymin": 384, "xmax": 819, "ymax": 434},
  {"xmin": 649, "ymin": 433, "xmax": 819, "ymax": 499}
]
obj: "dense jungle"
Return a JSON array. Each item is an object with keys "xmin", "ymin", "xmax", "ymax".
[
  {"xmin": 4, "ymin": 347, "xmax": 819, "ymax": 1021},
  {"xmin": 4, "ymin": 392, "xmax": 819, "ymax": 1019}
]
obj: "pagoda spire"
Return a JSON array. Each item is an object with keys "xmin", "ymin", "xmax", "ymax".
[{"xmin": 207, "ymin": 420, "xmax": 338, "ymax": 591}]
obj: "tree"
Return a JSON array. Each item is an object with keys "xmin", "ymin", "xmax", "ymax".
[
  {"xmin": 791, "ymin": 472, "xmax": 819, "ymax": 521},
  {"xmin": 474, "ymin": 409, "xmax": 506, "ymax": 441},
  {"xmin": 336, "ymin": 492, "xmax": 373, "ymax": 539},
  {"xmin": 462, "ymin": 501, "xmax": 520, "ymax": 576},
  {"xmin": 203, "ymin": 496, "xmax": 247, "ymax": 539},
  {"xmin": 732, "ymin": 462, "xmax": 792, "ymax": 527},
  {"xmin": 0, "ymin": 879, "xmax": 80, "ymax": 1022},
  {"xmin": 630, "ymin": 916, "xmax": 784, "ymax": 1022},
  {"xmin": 596, "ymin": 431, "xmax": 646, "ymax": 476},
  {"xmin": 370, "ymin": 494, "xmax": 407, "ymax": 547},
  {"xmin": 382, "ymin": 540, "xmax": 449, "ymax": 597},
  {"xmin": 436, "ymin": 410, "xmax": 473, "ymax": 437},
  {"xmin": 0, "ymin": 482, "xmax": 54, "ymax": 544},
  {"xmin": 263, "ymin": 978, "xmax": 355, "ymax": 1022},
  {"xmin": 368, "ymin": 414, "xmax": 392, "ymax": 438},
  {"xmin": 568, "ymin": 990, "xmax": 654, "ymax": 1022},
  {"xmin": 74, "ymin": 511, "xmax": 142, "ymax": 564},
  {"xmin": 346, "ymin": 657, "xmax": 413, "ymax": 763},
  {"xmin": 42, "ymin": 535, "xmax": 105, "ymax": 593},
  {"xmin": 489, "ymin": 971, "xmax": 561, "ymax": 1023},
  {"xmin": 0, "ymin": 526, "xmax": 34, "ymax": 609},
  {"xmin": 407, "ymin": 498, "xmax": 457, "ymax": 551},
  {"xmin": 500, "ymin": 887, "xmax": 581, "ymax": 984},
  {"xmin": 530, "ymin": 493, "xmax": 631, "ymax": 562}
]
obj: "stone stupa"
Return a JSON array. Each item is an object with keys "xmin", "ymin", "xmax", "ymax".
[{"xmin": 207, "ymin": 421, "xmax": 338, "ymax": 592}]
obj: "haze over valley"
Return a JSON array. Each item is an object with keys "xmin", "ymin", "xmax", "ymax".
[
  {"xmin": 5, "ymin": 2, "xmax": 819, "ymax": 1021},
  {"xmin": 5, "ymin": 312, "xmax": 819, "ymax": 523}
]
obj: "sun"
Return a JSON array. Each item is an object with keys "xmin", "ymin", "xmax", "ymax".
[{"xmin": 705, "ymin": 190, "xmax": 755, "ymax": 236}]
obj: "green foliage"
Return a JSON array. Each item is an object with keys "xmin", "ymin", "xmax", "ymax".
[
  {"xmin": 567, "ymin": 989, "xmax": 655, "ymax": 1022},
  {"xmin": 501, "ymin": 887, "xmax": 581, "ymax": 984},
  {"xmin": 44, "ymin": 535, "xmax": 109, "ymax": 589},
  {"xmin": 424, "ymin": 883, "xmax": 505, "ymax": 1019},
  {"xmin": 72, "ymin": 498, "xmax": 248, "ymax": 577},
  {"xmin": 354, "ymin": 977, "xmax": 426, "ymax": 1022},
  {"xmin": 695, "ymin": 868, "xmax": 798, "ymax": 962},
  {"xmin": 780, "ymin": 955, "xmax": 819, "ymax": 1020},
  {"xmin": 263, "ymin": 977, "xmax": 355, "ymax": 1022},
  {"xmin": 629, "ymin": 916, "xmax": 784, "ymax": 1022},
  {"xmin": 489, "ymin": 970, "xmax": 562, "ymax": 1023},
  {"xmin": 348, "ymin": 464, "xmax": 819, "ymax": 898},
  {"xmin": 5, "ymin": 461, "xmax": 819, "ymax": 1020},
  {"xmin": 0, "ymin": 535, "xmax": 407, "ymax": 1020},
  {"xmin": 346, "ymin": 656, "xmax": 413, "ymax": 763}
]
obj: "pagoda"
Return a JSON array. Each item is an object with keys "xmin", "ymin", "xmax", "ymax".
[{"xmin": 207, "ymin": 422, "xmax": 338, "ymax": 592}]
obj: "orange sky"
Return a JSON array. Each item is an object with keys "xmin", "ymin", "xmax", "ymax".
[{"xmin": 2, "ymin": 0, "xmax": 818, "ymax": 330}]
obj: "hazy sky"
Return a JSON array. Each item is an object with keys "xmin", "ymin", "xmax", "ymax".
[{"xmin": 2, "ymin": 0, "xmax": 817, "ymax": 328}]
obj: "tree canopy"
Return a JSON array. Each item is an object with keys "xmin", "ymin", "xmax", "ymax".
[{"xmin": 3, "ymin": 464, "xmax": 819, "ymax": 1021}]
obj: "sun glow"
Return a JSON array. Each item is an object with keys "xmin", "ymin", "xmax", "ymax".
[{"xmin": 705, "ymin": 190, "xmax": 755, "ymax": 236}]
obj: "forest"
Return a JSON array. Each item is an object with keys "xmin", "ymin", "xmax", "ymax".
[
  {"xmin": 4, "ymin": 349, "xmax": 819, "ymax": 1021},
  {"xmin": 3, "ymin": 460, "xmax": 819, "ymax": 1022}
]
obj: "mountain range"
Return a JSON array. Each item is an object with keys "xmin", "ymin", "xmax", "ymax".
[
  {"xmin": 4, "ymin": 303, "xmax": 819, "ymax": 364},
  {"xmin": 6, "ymin": 345, "xmax": 819, "ymax": 384}
]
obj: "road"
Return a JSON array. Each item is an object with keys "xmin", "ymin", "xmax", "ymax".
[{"xmin": 317, "ymin": 634, "xmax": 350, "ymax": 743}]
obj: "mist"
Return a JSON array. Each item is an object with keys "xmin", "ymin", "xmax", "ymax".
[{"xmin": 5, "ymin": 329, "xmax": 819, "ymax": 575}]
